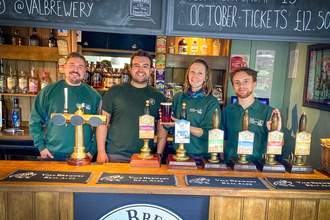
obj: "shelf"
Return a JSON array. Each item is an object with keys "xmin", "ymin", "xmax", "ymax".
[
  {"xmin": 94, "ymin": 88, "xmax": 108, "ymax": 91},
  {"xmin": 1, "ymin": 93, "xmax": 37, "ymax": 97},
  {"xmin": 0, "ymin": 45, "xmax": 60, "ymax": 62},
  {"xmin": 82, "ymin": 48, "xmax": 155, "ymax": 57}
]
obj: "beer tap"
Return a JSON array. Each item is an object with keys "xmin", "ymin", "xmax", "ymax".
[{"xmin": 238, "ymin": 109, "xmax": 249, "ymax": 164}]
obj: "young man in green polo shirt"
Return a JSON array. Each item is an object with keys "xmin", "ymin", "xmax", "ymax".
[{"xmin": 220, "ymin": 67, "xmax": 282, "ymax": 163}]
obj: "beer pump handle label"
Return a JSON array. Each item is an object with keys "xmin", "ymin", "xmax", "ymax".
[
  {"xmin": 175, "ymin": 119, "xmax": 190, "ymax": 144},
  {"xmin": 237, "ymin": 130, "xmax": 254, "ymax": 155},
  {"xmin": 208, "ymin": 128, "xmax": 224, "ymax": 153},
  {"xmin": 295, "ymin": 131, "xmax": 311, "ymax": 156},
  {"xmin": 267, "ymin": 130, "xmax": 284, "ymax": 155},
  {"xmin": 139, "ymin": 114, "xmax": 154, "ymax": 139}
]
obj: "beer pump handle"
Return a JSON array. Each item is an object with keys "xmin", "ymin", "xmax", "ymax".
[
  {"xmin": 242, "ymin": 109, "xmax": 249, "ymax": 131},
  {"xmin": 97, "ymin": 100, "xmax": 103, "ymax": 115},
  {"xmin": 144, "ymin": 100, "xmax": 151, "ymax": 115},
  {"xmin": 212, "ymin": 109, "xmax": 219, "ymax": 129},
  {"xmin": 271, "ymin": 111, "xmax": 278, "ymax": 131},
  {"xmin": 64, "ymin": 88, "xmax": 68, "ymax": 114},
  {"xmin": 299, "ymin": 112, "xmax": 307, "ymax": 132}
]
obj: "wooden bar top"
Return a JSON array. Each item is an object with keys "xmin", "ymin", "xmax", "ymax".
[
  {"xmin": 0, "ymin": 127, "xmax": 32, "ymax": 140},
  {"xmin": 0, "ymin": 160, "xmax": 329, "ymax": 199}
]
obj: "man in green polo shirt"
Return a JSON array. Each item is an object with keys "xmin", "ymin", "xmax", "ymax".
[{"xmin": 220, "ymin": 67, "xmax": 282, "ymax": 163}]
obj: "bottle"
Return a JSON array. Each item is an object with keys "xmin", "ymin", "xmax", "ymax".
[
  {"xmin": 109, "ymin": 68, "xmax": 115, "ymax": 87},
  {"xmin": 212, "ymin": 39, "xmax": 221, "ymax": 56},
  {"xmin": 48, "ymin": 29, "xmax": 57, "ymax": 47},
  {"xmin": 29, "ymin": 28, "xmax": 40, "ymax": 46},
  {"xmin": 11, "ymin": 30, "xmax": 22, "ymax": 45},
  {"xmin": 83, "ymin": 62, "xmax": 92, "ymax": 86},
  {"xmin": 29, "ymin": 67, "xmax": 39, "ymax": 95},
  {"xmin": 92, "ymin": 62, "xmax": 103, "ymax": 88},
  {"xmin": 178, "ymin": 38, "xmax": 187, "ymax": 55},
  {"xmin": 0, "ymin": 59, "xmax": 6, "ymax": 93},
  {"xmin": 0, "ymin": 26, "xmax": 6, "ymax": 44},
  {"xmin": 114, "ymin": 69, "xmax": 121, "ymax": 85},
  {"xmin": 121, "ymin": 64, "xmax": 130, "ymax": 83},
  {"xmin": 12, "ymin": 98, "xmax": 21, "ymax": 129},
  {"xmin": 41, "ymin": 71, "xmax": 49, "ymax": 90},
  {"xmin": 168, "ymin": 43, "xmax": 175, "ymax": 54},
  {"xmin": 7, "ymin": 67, "xmax": 17, "ymax": 94},
  {"xmin": 144, "ymin": 100, "xmax": 151, "ymax": 115},
  {"xmin": 0, "ymin": 95, "xmax": 7, "ymax": 129},
  {"xmin": 103, "ymin": 68, "xmax": 112, "ymax": 88},
  {"xmin": 190, "ymin": 38, "xmax": 198, "ymax": 55},
  {"xmin": 18, "ymin": 71, "xmax": 28, "ymax": 94},
  {"xmin": 180, "ymin": 103, "xmax": 187, "ymax": 120},
  {"xmin": 200, "ymin": 38, "xmax": 208, "ymax": 55}
]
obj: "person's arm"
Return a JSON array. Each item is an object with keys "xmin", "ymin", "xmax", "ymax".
[
  {"xmin": 96, "ymin": 110, "xmax": 111, "ymax": 163},
  {"xmin": 156, "ymin": 120, "xmax": 168, "ymax": 155}
]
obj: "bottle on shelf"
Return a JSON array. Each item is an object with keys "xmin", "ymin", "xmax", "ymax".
[
  {"xmin": 200, "ymin": 38, "xmax": 209, "ymax": 55},
  {"xmin": 0, "ymin": 94, "xmax": 7, "ymax": 129},
  {"xmin": 12, "ymin": 98, "xmax": 21, "ymax": 129},
  {"xmin": 83, "ymin": 61, "xmax": 92, "ymax": 86},
  {"xmin": 0, "ymin": 59, "xmax": 6, "ymax": 93},
  {"xmin": 102, "ymin": 65, "xmax": 109, "ymax": 88},
  {"xmin": 168, "ymin": 43, "xmax": 175, "ymax": 54},
  {"xmin": 29, "ymin": 67, "xmax": 39, "ymax": 95},
  {"xmin": 7, "ymin": 67, "xmax": 17, "ymax": 94},
  {"xmin": 103, "ymin": 68, "xmax": 111, "ymax": 88},
  {"xmin": 29, "ymin": 28, "xmax": 40, "ymax": 46},
  {"xmin": 18, "ymin": 71, "xmax": 28, "ymax": 94},
  {"xmin": 48, "ymin": 29, "xmax": 57, "ymax": 47},
  {"xmin": 178, "ymin": 38, "xmax": 188, "ymax": 55},
  {"xmin": 190, "ymin": 38, "xmax": 198, "ymax": 55},
  {"xmin": 41, "ymin": 71, "xmax": 49, "ymax": 90},
  {"xmin": 212, "ymin": 39, "xmax": 221, "ymax": 56},
  {"xmin": 0, "ymin": 26, "xmax": 6, "ymax": 44},
  {"xmin": 121, "ymin": 64, "xmax": 130, "ymax": 83},
  {"xmin": 92, "ymin": 62, "xmax": 103, "ymax": 88},
  {"xmin": 11, "ymin": 30, "xmax": 22, "ymax": 46},
  {"xmin": 114, "ymin": 69, "xmax": 121, "ymax": 85}
]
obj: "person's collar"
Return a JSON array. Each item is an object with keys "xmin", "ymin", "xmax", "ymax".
[
  {"xmin": 249, "ymin": 98, "xmax": 261, "ymax": 111},
  {"xmin": 130, "ymin": 81, "xmax": 148, "ymax": 89}
]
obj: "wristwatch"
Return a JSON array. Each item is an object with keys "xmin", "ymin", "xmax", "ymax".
[{"xmin": 156, "ymin": 153, "xmax": 163, "ymax": 158}]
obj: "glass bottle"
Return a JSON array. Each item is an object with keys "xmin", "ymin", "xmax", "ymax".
[
  {"xmin": 0, "ymin": 59, "xmax": 6, "ymax": 93},
  {"xmin": 41, "ymin": 71, "xmax": 49, "ymax": 90},
  {"xmin": 11, "ymin": 30, "xmax": 22, "ymax": 46},
  {"xmin": 168, "ymin": 43, "xmax": 175, "ymax": 54},
  {"xmin": 12, "ymin": 98, "xmax": 21, "ymax": 129},
  {"xmin": 103, "ymin": 68, "xmax": 112, "ymax": 88},
  {"xmin": 48, "ymin": 29, "xmax": 57, "ymax": 47},
  {"xmin": 121, "ymin": 64, "xmax": 130, "ymax": 83},
  {"xmin": 178, "ymin": 38, "xmax": 187, "ymax": 55},
  {"xmin": 0, "ymin": 26, "xmax": 6, "ymax": 44},
  {"xmin": 114, "ymin": 69, "xmax": 121, "ymax": 85},
  {"xmin": 83, "ymin": 61, "xmax": 92, "ymax": 86},
  {"xmin": 29, "ymin": 67, "xmax": 39, "ymax": 95},
  {"xmin": 18, "ymin": 71, "xmax": 28, "ymax": 94},
  {"xmin": 92, "ymin": 62, "xmax": 103, "ymax": 88},
  {"xmin": 212, "ymin": 39, "xmax": 221, "ymax": 56},
  {"xmin": 180, "ymin": 103, "xmax": 187, "ymax": 120},
  {"xmin": 0, "ymin": 94, "xmax": 7, "ymax": 129},
  {"xmin": 29, "ymin": 28, "xmax": 40, "ymax": 46},
  {"xmin": 191, "ymin": 38, "xmax": 198, "ymax": 55},
  {"xmin": 200, "ymin": 38, "xmax": 208, "ymax": 55},
  {"xmin": 7, "ymin": 67, "xmax": 17, "ymax": 94}
]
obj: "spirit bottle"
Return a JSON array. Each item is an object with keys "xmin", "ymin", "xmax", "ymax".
[
  {"xmin": 29, "ymin": 28, "xmax": 40, "ymax": 46},
  {"xmin": 178, "ymin": 38, "xmax": 187, "ymax": 55},
  {"xmin": 168, "ymin": 43, "xmax": 175, "ymax": 54},
  {"xmin": 200, "ymin": 38, "xmax": 208, "ymax": 55},
  {"xmin": 0, "ymin": 59, "xmax": 6, "ymax": 93},
  {"xmin": 83, "ymin": 61, "xmax": 92, "ymax": 86},
  {"xmin": 48, "ymin": 29, "xmax": 57, "ymax": 47},
  {"xmin": 0, "ymin": 26, "xmax": 6, "ymax": 44},
  {"xmin": 11, "ymin": 30, "xmax": 22, "ymax": 45},
  {"xmin": 191, "ymin": 38, "xmax": 198, "ymax": 55},
  {"xmin": 212, "ymin": 39, "xmax": 221, "ymax": 56},
  {"xmin": 29, "ymin": 67, "xmax": 39, "ymax": 95},
  {"xmin": 121, "ymin": 64, "xmax": 130, "ymax": 83},
  {"xmin": 41, "ymin": 71, "xmax": 49, "ymax": 90},
  {"xmin": 12, "ymin": 98, "xmax": 21, "ymax": 129},
  {"xmin": 18, "ymin": 71, "xmax": 28, "ymax": 94},
  {"xmin": 92, "ymin": 62, "xmax": 103, "ymax": 88},
  {"xmin": 114, "ymin": 69, "xmax": 121, "ymax": 85},
  {"xmin": 0, "ymin": 94, "xmax": 7, "ymax": 129},
  {"xmin": 103, "ymin": 68, "xmax": 111, "ymax": 88},
  {"xmin": 7, "ymin": 67, "xmax": 17, "ymax": 94}
]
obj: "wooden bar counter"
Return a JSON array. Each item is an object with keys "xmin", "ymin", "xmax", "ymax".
[{"xmin": 0, "ymin": 160, "xmax": 329, "ymax": 220}]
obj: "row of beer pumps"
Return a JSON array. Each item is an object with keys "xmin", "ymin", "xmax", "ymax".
[{"xmin": 50, "ymin": 89, "xmax": 314, "ymax": 174}]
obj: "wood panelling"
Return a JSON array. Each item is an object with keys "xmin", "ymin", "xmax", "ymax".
[
  {"xmin": 318, "ymin": 199, "xmax": 330, "ymax": 220},
  {"xmin": 0, "ymin": 191, "xmax": 7, "ymax": 220},
  {"xmin": 242, "ymin": 198, "xmax": 267, "ymax": 220},
  {"xmin": 7, "ymin": 191, "xmax": 33, "ymax": 220},
  {"xmin": 35, "ymin": 192, "xmax": 59, "ymax": 220},
  {"xmin": 59, "ymin": 192, "xmax": 74, "ymax": 220},
  {"xmin": 292, "ymin": 199, "xmax": 317, "ymax": 220},
  {"xmin": 267, "ymin": 198, "xmax": 292, "ymax": 220}
]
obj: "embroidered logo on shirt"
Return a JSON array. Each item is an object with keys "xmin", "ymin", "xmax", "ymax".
[
  {"xmin": 189, "ymin": 108, "xmax": 203, "ymax": 114},
  {"xmin": 149, "ymin": 98, "xmax": 156, "ymax": 105},
  {"xmin": 250, "ymin": 118, "xmax": 264, "ymax": 126},
  {"xmin": 76, "ymin": 103, "xmax": 91, "ymax": 110}
]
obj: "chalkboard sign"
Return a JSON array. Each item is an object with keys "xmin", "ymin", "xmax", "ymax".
[
  {"xmin": 0, "ymin": 0, "xmax": 166, "ymax": 36},
  {"xmin": 167, "ymin": 0, "xmax": 330, "ymax": 43}
]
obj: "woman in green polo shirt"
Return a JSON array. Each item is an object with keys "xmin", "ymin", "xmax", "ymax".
[{"xmin": 162, "ymin": 59, "xmax": 221, "ymax": 165}]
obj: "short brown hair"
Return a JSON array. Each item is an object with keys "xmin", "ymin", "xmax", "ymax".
[
  {"xmin": 183, "ymin": 58, "xmax": 212, "ymax": 96},
  {"xmin": 230, "ymin": 67, "xmax": 258, "ymax": 85},
  {"xmin": 66, "ymin": 52, "xmax": 86, "ymax": 67},
  {"xmin": 131, "ymin": 49, "xmax": 153, "ymax": 68}
]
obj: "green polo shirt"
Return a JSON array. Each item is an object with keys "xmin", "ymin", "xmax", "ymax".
[{"xmin": 220, "ymin": 99, "xmax": 274, "ymax": 163}]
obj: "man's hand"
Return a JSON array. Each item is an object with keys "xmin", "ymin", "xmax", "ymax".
[
  {"xmin": 266, "ymin": 109, "xmax": 282, "ymax": 131},
  {"xmin": 40, "ymin": 148, "xmax": 54, "ymax": 159},
  {"xmin": 97, "ymin": 152, "xmax": 109, "ymax": 163},
  {"xmin": 86, "ymin": 152, "xmax": 93, "ymax": 161}
]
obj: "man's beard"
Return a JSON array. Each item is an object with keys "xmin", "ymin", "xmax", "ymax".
[
  {"xmin": 236, "ymin": 90, "xmax": 253, "ymax": 99},
  {"xmin": 67, "ymin": 72, "xmax": 82, "ymax": 85},
  {"xmin": 131, "ymin": 72, "xmax": 149, "ymax": 84}
]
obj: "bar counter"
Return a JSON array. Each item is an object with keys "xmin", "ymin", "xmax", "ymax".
[{"xmin": 0, "ymin": 160, "xmax": 330, "ymax": 220}]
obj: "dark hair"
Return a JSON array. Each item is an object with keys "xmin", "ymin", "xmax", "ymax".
[
  {"xmin": 183, "ymin": 58, "xmax": 212, "ymax": 96},
  {"xmin": 130, "ymin": 49, "xmax": 153, "ymax": 68},
  {"xmin": 66, "ymin": 52, "xmax": 86, "ymax": 67},
  {"xmin": 230, "ymin": 67, "xmax": 258, "ymax": 85}
]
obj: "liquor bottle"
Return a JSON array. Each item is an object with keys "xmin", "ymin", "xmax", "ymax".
[
  {"xmin": 12, "ymin": 98, "xmax": 21, "ymax": 129},
  {"xmin": 110, "ymin": 68, "xmax": 115, "ymax": 87},
  {"xmin": 103, "ymin": 68, "xmax": 112, "ymax": 88},
  {"xmin": 29, "ymin": 67, "xmax": 39, "ymax": 95},
  {"xmin": 180, "ymin": 103, "xmax": 187, "ymax": 120},
  {"xmin": 0, "ymin": 59, "xmax": 6, "ymax": 93},
  {"xmin": 121, "ymin": 64, "xmax": 130, "ymax": 83},
  {"xmin": 83, "ymin": 61, "xmax": 92, "ymax": 86},
  {"xmin": 200, "ymin": 38, "xmax": 208, "ymax": 55},
  {"xmin": 114, "ymin": 69, "xmax": 121, "ymax": 85},
  {"xmin": 48, "ymin": 29, "xmax": 57, "ymax": 47},
  {"xmin": 0, "ymin": 26, "xmax": 6, "ymax": 44},
  {"xmin": 29, "ymin": 28, "xmax": 40, "ymax": 46},
  {"xmin": 18, "ymin": 71, "xmax": 28, "ymax": 94},
  {"xmin": 212, "ymin": 39, "xmax": 221, "ymax": 56},
  {"xmin": 168, "ymin": 43, "xmax": 175, "ymax": 54},
  {"xmin": 7, "ymin": 67, "xmax": 17, "ymax": 94},
  {"xmin": 0, "ymin": 94, "xmax": 7, "ymax": 129},
  {"xmin": 11, "ymin": 30, "xmax": 22, "ymax": 45},
  {"xmin": 41, "ymin": 71, "xmax": 49, "ymax": 90},
  {"xmin": 92, "ymin": 62, "xmax": 103, "ymax": 88},
  {"xmin": 178, "ymin": 38, "xmax": 187, "ymax": 55},
  {"xmin": 191, "ymin": 38, "xmax": 198, "ymax": 55}
]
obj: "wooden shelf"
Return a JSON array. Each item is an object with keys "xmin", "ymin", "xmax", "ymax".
[
  {"xmin": 1, "ymin": 93, "xmax": 37, "ymax": 97},
  {"xmin": 82, "ymin": 48, "xmax": 155, "ymax": 56},
  {"xmin": 0, "ymin": 45, "xmax": 60, "ymax": 62}
]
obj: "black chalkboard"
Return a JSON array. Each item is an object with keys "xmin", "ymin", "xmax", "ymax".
[
  {"xmin": 167, "ymin": 0, "xmax": 330, "ymax": 43},
  {"xmin": 0, "ymin": 0, "xmax": 166, "ymax": 36}
]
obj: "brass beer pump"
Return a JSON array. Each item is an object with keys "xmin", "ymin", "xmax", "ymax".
[
  {"xmin": 238, "ymin": 109, "xmax": 250, "ymax": 164},
  {"xmin": 51, "ymin": 88, "xmax": 106, "ymax": 166},
  {"xmin": 173, "ymin": 103, "xmax": 189, "ymax": 161},
  {"xmin": 209, "ymin": 109, "xmax": 220, "ymax": 163},
  {"xmin": 137, "ymin": 100, "xmax": 154, "ymax": 159}
]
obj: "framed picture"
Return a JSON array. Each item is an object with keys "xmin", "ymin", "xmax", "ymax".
[{"xmin": 303, "ymin": 44, "xmax": 330, "ymax": 111}]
